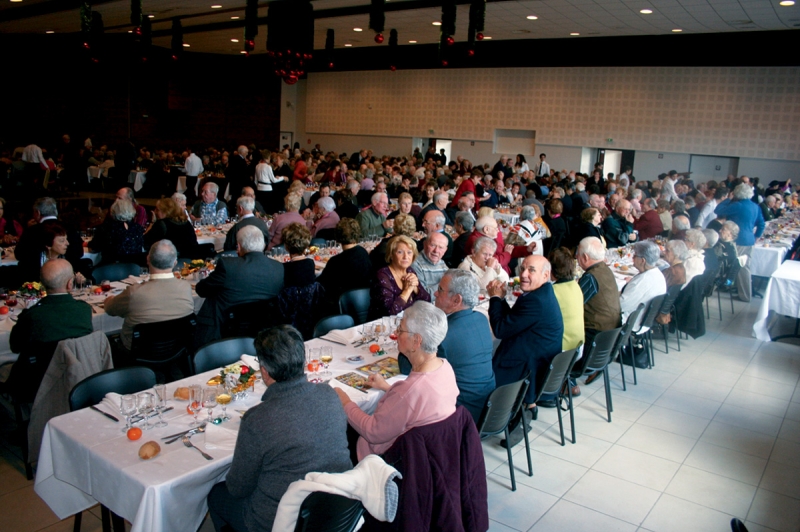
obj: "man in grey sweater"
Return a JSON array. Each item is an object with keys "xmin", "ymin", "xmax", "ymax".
[{"xmin": 207, "ymin": 325, "xmax": 352, "ymax": 532}]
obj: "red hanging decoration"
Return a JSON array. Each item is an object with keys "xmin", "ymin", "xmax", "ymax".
[
  {"xmin": 374, "ymin": 33, "xmax": 384, "ymax": 44},
  {"xmin": 476, "ymin": 32, "xmax": 484, "ymax": 41},
  {"xmin": 445, "ymin": 36, "xmax": 454, "ymax": 46}
]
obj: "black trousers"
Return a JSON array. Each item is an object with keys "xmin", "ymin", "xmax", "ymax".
[{"xmin": 207, "ymin": 482, "xmax": 249, "ymax": 532}]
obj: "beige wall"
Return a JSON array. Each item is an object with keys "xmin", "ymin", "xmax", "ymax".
[{"xmin": 304, "ymin": 66, "xmax": 800, "ymax": 162}]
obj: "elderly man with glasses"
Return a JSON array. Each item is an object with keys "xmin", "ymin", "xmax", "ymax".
[{"xmin": 602, "ymin": 199, "xmax": 638, "ymax": 248}]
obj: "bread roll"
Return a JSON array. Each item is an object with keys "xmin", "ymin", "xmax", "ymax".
[
  {"xmin": 139, "ymin": 441, "xmax": 161, "ymax": 460},
  {"xmin": 173, "ymin": 387, "xmax": 190, "ymax": 400}
]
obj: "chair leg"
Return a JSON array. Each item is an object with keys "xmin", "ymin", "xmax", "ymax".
[
  {"xmin": 705, "ymin": 295, "xmax": 710, "ymax": 320},
  {"xmin": 504, "ymin": 426, "xmax": 517, "ymax": 491},
  {"xmin": 717, "ymin": 288, "xmax": 722, "ymax": 320},
  {"xmin": 567, "ymin": 386, "xmax": 576, "ymax": 444},
  {"xmin": 729, "ymin": 288, "xmax": 735, "ymax": 314},
  {"xmin": 675, "ymin": 323, "xmax": 681, "ymax": 351},
  {"xmin": 111, "ymin": 512, "xmax": 125, "ymax": 532},
  {"xmin": 72, "ymin": 512, "xmax": 82, "ymax": 532},
  {"xmin": 663, "ymin": 323, "xmax": 669, "ymax": 354},
  {"xmin": 629, "ymin": 336, "xmax": 638, "ymax": 386},
  {"xmin": 617, "ymin": 346, "xmax": 627, "ymax": 391},
  {"xmin": 100, "ymin": 506, "xmax": 111, "ymax": 532},
  {"xmin": 13, "ymin": 402, "xmax": 33, "ymax": 480},
  {"xmin": 603, "ymin": 369, "xmax": 612, "ymax": 422},
  {"xmin": 556, "ymin": 396, "xmax": 565, "ymax": 446},
  {"xmin": 522, "ymin": 421, "xmax": 533, "ymax": 477}
]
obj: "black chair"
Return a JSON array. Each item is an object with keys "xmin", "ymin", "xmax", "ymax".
[
  {"xmin": 314, "ymin": 228, "xmax": 336, "ymax": 242},
  {"xmin": 187, "ymin": 243, "xmax": 217, "ymax": 260},
  {"xmin": 271, "ymin": 244, "xmax": 287, "ymax": 255},
  {"xmin": 656, "ymin": 284, "xmax": 682, "ymax": 354},
  {"xmin": 571, "ymin": 328, "xmax": 622, "ymax": 423},
  {"xmin": 293, "ymin": 491, "xmax": 365, "ymax": 532},
  {"xmin": 538, "ymin": 347, "xmax": 582, "ymax": 445},
  {"xmin": 91, "ymin": 262, "xmax": 141, "ymax": 283},
  {"xmin": 616, "ymin": 304, "xmax": 645, "ymax": 391},
  {"xmin": 475, "ymin": 377, "xmax": 530, "ymax": 491},
  {"xmin": 214, "ymin": 250, "xmax": 237, "ymax": 261},
  {"xmin": 68, "ymin": 366, "xmax": 155, "ymax": 532},
  {"xmin": 638, "ymin": 294, "xmax": 667, "ymax": 369},
  {"xmin": 221, "ymin": 299, "xmax": 279, "ymax": 338},
  {"xmin": 313, "ymin": 314, "xmax": 355, "ymax": 339},
  {"xmin": 309, "ymin": 237, "xmax": 327, "ymax": 248},
  {"xmin": 338, "ymin": 288, "xmax": 370, "ymax": 326},
  {"xmin": 130, "ymin": 314, "xmax": 197, "ymax": 382},
  {"xmin": 194, "ymin": 337, "xmax": 256, "ymax": 374},
  {"xmin": 69, "ymin": 366, "xmax": 157, "ymax": 411}
]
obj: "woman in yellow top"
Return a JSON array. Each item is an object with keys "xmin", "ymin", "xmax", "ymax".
[{"xmin": 548, "ymin": 247, "xmax": 586, "ymax": 399}]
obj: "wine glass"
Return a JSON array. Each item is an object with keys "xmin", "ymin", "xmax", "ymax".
[
  {"xmin": 306, "ymin": 347, "xmax": 321, "ymax": 383},
  {"xmin": 318, "ymin": 346, "xmax": 333, "ymax": 381},
  {"xmin": 120, "ymin": 394, "xmax": 137, "ymax": 433},
  {"xmin": 216, "ymin": 385, "xmax": 232, "ymax": 421},
  {"xmin": 137, "ymin": 392, "xmax": 154, "ymax": 430},
  {"xmin": 153, "ymin": 384, "xmax": 168, "ymax": 428},
  {"xmin": 203, "ymin": 387, "xmax": 218, "ymax": 424},
  {"xmin": 188, "ymin": 385, "xmax": 203, "ymax": 427}
]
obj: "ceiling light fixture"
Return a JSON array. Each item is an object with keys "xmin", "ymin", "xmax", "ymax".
[
  {"xmin": 10, "ymin": 0, "xmax": 22, "ymax": 3},
  {"xmin": 570, "ymin": 32, "xmax": 580, "ymax": 35},
  {"xmin": 231, "ymin": 16, "xmax": 239, "ymax": 19},
  {"xmin": 779, "ymin": 0, "xmax": 794, "ymax": 5},
  {"xmin": 526, "ymin": 15, "xmax": 538, "ymax": 20},
  {"xmin": 432, "ymin": 21, "xmax": 442, "ymax": 26},
  {"xmin": 640, "ymin": 9, "xmax": 653, "ymax": 14},
  {"xmin": 344, "ymin": 43, "xmax": 353, "ymax": 47},
  {"xmin": 183, "ymin": 43, "xmax": 190, "ymax": 47},
  {"xmin": 231, "ymin": 38, "xmax": 239, "ymax": 42},
  {"xmin": 147, "ymin": 14, "xmax": 154, "ymax": 18},
  {"xmin": 211, "ymin": 4, "xmax": 222, "ymax": 8},
  {"xmin": 672, "ymin": 28, "xmax": 682, "ymax": 32},
  {"xmin": 483, "ymin": 36, "xmax": 492, "ymax": 39},
  {"xmin": 46, "ymin": 30, "xmax": 54, "ymax": 33},
  {"xmin": 409, "ymin": 40, "xmax": 417, "ymax": 43},
  {"xmin": 353, "ymin": 27, "xmax": 362, "ymax": 32},
  {"xmin": 128, "ymin": 30, "xmax": 133, "ymax": 33}
]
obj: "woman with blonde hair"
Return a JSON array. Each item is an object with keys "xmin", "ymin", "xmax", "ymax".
[{"xmin": 370, "ymin": 235, "xmax": 431, "ymax": 318}]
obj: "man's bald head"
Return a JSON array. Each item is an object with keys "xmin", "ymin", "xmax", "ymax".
[{"xmin": 41, "ymin": 259, "xmax": 74, "ymax": 293}]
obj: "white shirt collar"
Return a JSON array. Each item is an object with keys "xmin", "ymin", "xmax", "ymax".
[
  {"xmin": 150, "ymin": 273, "xmax": 176, "ymax": 280},
  {"xmin": 40, "ymin": 216, "xmax": 57, "ymax": 222}
]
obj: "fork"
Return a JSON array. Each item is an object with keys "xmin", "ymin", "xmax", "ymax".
[
  {"xmin": 165, "ymin": 425, "xmax": 205, "ymax": 444},
  {"xmin": 182, "ymin": 435, "xmax": 213, "ymax": 460}
]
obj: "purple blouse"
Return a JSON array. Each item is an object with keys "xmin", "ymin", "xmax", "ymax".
[{"xmin": 370, "ymin": 266, "xmax": 431, "ymax": 318}]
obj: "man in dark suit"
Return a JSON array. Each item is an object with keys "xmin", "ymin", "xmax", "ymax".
[
  {"xmin": 418, "ymin": 191, "xmax": 452, "ymax": 230},
  {"xmin": 487, "ymin": 255, "xmax": 563, "ymax": 446},
  {"xmin": 416, "ymin": 209, "xmax": 454, "ymax": 267},
  {"xmin": 226, "ymin": 145, "xmax": 252, "ymax": 200},
  {"xmin": 223, "ymin": 196, "xmax": 269, "ymax": 252},
  {"xmin": 8, "ymin": 259, "xmax": 93, "ymax": 402},
  {"xmin": 195, "ymin": 226, "xmax": 283, "ymax": 346}
]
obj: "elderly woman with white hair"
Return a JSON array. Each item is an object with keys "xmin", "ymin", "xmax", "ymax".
[
  {"xmin": 619, "ymin": 241, "xmax": 667, "ymax": 323},
  {"xmin": 662, "ymin": 240, "xmax": 688, "ymax": 289},
  {"xmin": 267, "ymin": 193, "xmax": 306, "ymax": 251},
  {"xmin": 458, "ymin": 236, "xmax": 510, "ymax": 289},
  {"xmin": 335, "ymin": 301, "xmax": 459, "ymax": 461},
  {"xmin": 683, "ymin": 229, "xmax": 707, "ymax": 286},
  {"xmin": 89, "ymin": 198, "xmax": 145, "ymax": 264}
]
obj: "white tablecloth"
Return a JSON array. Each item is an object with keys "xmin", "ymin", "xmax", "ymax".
[
  {"xmin": 753, "ymin": 260, "xmax": 800, "ymax": 341},
  {"xmin": 129, "ymin": 171, "xmax": 147, "ymax": 193},
  {"xmin": 494, "ymin": 211, "xmax": 520, "ymax": 226},
  {"xmin": 34, "ymin": 323, "xmax": 400, "ymax": 531},
  {"xmin": 195, "ymin": 224, "xmax": 232, "ymax": 253}
]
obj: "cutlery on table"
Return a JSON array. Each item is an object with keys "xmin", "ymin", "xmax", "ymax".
[
  {"xmin": 182, "ymin": 435, "xmax": 213, "ymax": 460},
  {"xmin": 165, "ymin": 425, "xmax": 205, "ymax": 444},
  {"xmin": 90, "ymin": 405, "xmax": 119, "ymax": 422},
  {"xmin": 161, "ymin": 423, "xmax": 205, "ymax": 442},
  {"xmin": 131, "ymin": 406, "xmax": 173, "ymax": 424}
]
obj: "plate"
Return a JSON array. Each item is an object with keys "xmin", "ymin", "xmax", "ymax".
[{"xmin": 346, "ymin": 355, "xmax": 364, "ymax": 363}]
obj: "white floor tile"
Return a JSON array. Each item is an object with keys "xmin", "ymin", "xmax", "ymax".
[
  {"xmin": 734, "ymin": 375, "xmax": 796, "ymax": 401},
  {"xmin": 741, "ymin": 364, "xmax": 800, "ymax": 387},
  {"xmin": 564, "ymin": 470, "xmax": 661, "ymax": 525},
  {"xmin": 592, "ymin": 445, "xmax": 680, "ymax": 491},
  {"xmin": 683, "ymin": 440, "xmax": 767, "ymax": 486},
  {"xmin": 642, "ymin": 493, "xmax": 739, "ymax": 532},
  {"xmin": 784, "ymin": 401, "xmax": 800, "ymax": 422},
  {"xmin": 742, "ymin": 522, "xmax": 781, "ymax": 532},
  {"xmin": 486, "ymin": 474, "xmax": 558, "ymax": 531},
  {"xmin": 669, "ymin": 375, "xmax": 732, "ymax": 402},
  {"xmin": 713, "ymin": 404, "xmax": 784, "ymax": 437},
  {"xmin": 532, "ymin": 431, "xmax": 613, "ymax": 468},
  {"xmin": 571, "ymin": 405, "xmax": 634, "ymax": 443},
  {"xmin": 699, "ymin": 421, "xmax": 776, "ymax": 460},
  {"xmin": 777, "ymin": 418, "xmax": 800, "ymax": 444},
  {"xmin": 653, "ymin": 389, "xmax": 722, "ymax": 420},
  {"xmin": 529, "ymin": 499, "xmax": 638, "ymax": 532},
  {"xmin": 616, "ymin": 424, "xmax": 698, "ymax": 463},
  {"xmin": 487, "ymin": 519, "xmax": 521, "ymax": 532},
  {"xmin": 681, "ymin": 365, "xmax": 742, "ymax": 387},
  {"xmin": 758, "ymin": 461, "xmax": 800, "ymax": 500},
  {"xmin": 636, "ymin": 405, "xmax": 711, "ymax": 439},
  {"xmin": 724, "ymin": 389, "xmax": 790, "ymax": 418},
  {"xmin": 492, "ymin": 449, "xmax": 588, "ymax": 497},
  {"xmin": 665, "ymin": 465, "xmax": 756, "ymax": 515},
  {"xmin": 746, "ymin": 488, "xmax": 800, "ymax": 532},
  {"xmin": 768, "ymin": 438, "xmax": 800, "ymax": 469}
]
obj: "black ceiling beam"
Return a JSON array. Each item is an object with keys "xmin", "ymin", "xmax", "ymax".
[{"xmin": 0, "ymin": 0, "xmax": 117, "ymax": 23}]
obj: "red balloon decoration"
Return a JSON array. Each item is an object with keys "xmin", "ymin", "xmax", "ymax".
[
  {"xmin": 285, "ymin": 74, "xmax": 299, "ymax": 85},
  {"xmin": 476, "ymin": 32, "xmax": 484, "ymax": 41},
  {"xmin": 328, "ymin": 62, "xmax": 335, "ymax": 69},
  {"xmin": 445, "ymin": 36, "xmax": 454, "ymax": 46},
  {"xmin": 374, "ymin": 33, "xmax": 384, "ymax": 44},
  {"xmin": 467, "ymin": 49, "xmax": 475, "ymax": 57},
  {"xmin": 390, "ymin": 65, "xmax": 396, "ymax": 71},
  {"xmin": 441, "ymin": 60, "xmax": 448, "ymax": 67}
]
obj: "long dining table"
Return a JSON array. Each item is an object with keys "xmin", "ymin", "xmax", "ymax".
[{"xmin": 33, "ymin": 323, "xmax": 402, "ymax": 532}]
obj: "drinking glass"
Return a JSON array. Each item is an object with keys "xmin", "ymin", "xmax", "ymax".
[
  {"xmin": 120, "ymin": 394, "xmax": 137, "ymax": 433},
  {"xmin": 202, "ymin": 387, "xmax": 218, "ymax": 424},
  {"xmin": 318, "ymin": 346, "xmax": 333, "ymax": 381},
  {"xmin": 306, "ymin": 347, "xmax": 321, "ymax": 383},
  {"xmin": 188, "ymin": 385, "xmax": 203, "ymax": 427},
  {"xmin": 153, "ymin": 384, "xmax": 168, "ymax": 428},
  {"xmin": 141, "ymin": 268, "xmax": 150, "ymax": 282},
  {"xmin": 137, "ymin": 392, "xmax": 154, "ymax": 430},
  {"xmin": 216, "ymin": 385, "xmax": 232, "ymax": 421}
]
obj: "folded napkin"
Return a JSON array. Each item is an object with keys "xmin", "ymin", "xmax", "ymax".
[
  {"xmin": 321, "ymin": 328, "xmax": 360, "ymax": 345},
  {"xmin": 241, "ymin": 354, "xmax": 260, "ymax": 371},
  {"xmin": 203, "ymin": 423, "xmax": 238, "ymax": 451},
  {"xmin": 122, "ymin": 275, "xmax": 144, "ymax": 285},
  {"xmin": 99, "ymin": 392, "xmax": 123, "ymax": 418}
]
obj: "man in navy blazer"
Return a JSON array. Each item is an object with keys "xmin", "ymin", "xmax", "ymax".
[
  {"xmin": 195, "ymin": 226, "xmax": 284, "ymax": 346},
  {"xmin": 487, "ymin": 255, "xmax": 563, "ymax": 408}
]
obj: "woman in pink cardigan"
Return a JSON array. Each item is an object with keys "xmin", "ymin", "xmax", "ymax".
[{"xmin": 335, "ymin": 301, "xmax": 460, "ymax": 461}]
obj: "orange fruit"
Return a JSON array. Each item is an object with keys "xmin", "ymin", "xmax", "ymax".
[
  {"xmin": 186, "ymin": 401, "xmax": 200, "ymax": 415},
  {"xmin": 369, "ymin": 344, "xmax": 381, "ymax": 354},
  {"xmin": 127, "ymin": 427, "xmax": 142, "ymax": 440},
  {"xmin": 0, "ymin": 306, "xmax": 8, "ymax": 315}
]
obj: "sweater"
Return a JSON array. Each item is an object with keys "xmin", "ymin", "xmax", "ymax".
[
  {"xmin": 552, "ymin": 279, "xmax": 586, "ymax": 351},
  {"xmin": 714, "ymin": 198, "xmax": 765, "ymax": 246},
  {"xmin": 226, "ymin": 377, "xmax": 352, "ymax": 532}
]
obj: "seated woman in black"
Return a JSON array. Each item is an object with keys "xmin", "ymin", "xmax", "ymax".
[
  {"xmin": 143, "ymin": 197, "xmax": 198, "ymax": 257},
  {"xmin": 278, "ymin": 223, "xmax": 324, "ymax": 339},
  {"xmin": 317, "ymin": 218, "xmax": 371, "ymax": 314}
]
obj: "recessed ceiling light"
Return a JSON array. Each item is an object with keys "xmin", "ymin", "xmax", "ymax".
[
  {"xmin": 353, "ymin": 27, "xmax": 362, "ymax": 32},
  {"xmin": 240, "ymin": 50, "xmax": 247, "ymax": 54},
  {"xmin": 46, "ymin": 30, "xmax": 54, "ymax": 34},
  {"xmin": 344, "ymin": 43, "xmax": 353, "ymax": 47},
  {"xmin": 779, "ymin": 0, "xmax": 794, "ymax": 5},
  {"xmin": 432, "ymin": 21, "xmax": 442, "ymax": 26},
  {"xmin": 570, "ymin": 32, "xmax": 580, "ymax": 36},
  {"xmin": 211, "ymin": 4, "xmax": 222, "ymax": 8},
  {"xmin": 672, "ymin": 28, "xmax": 682, "ymax": 32},
  {"xmin": 231, "ymin": 16, "xmax": 239, "ymax": 19},
  {"xmin": 147, "ymin": 14, "xmax": 154, "ymax": 18},
  {"xmin": 10, "ymin": 0, "xmax": 22, "ymax": 3},
  {"xmin": 231, "ymin": 38, "xmax": 239, "ymax": 42},
  {"xmin": 483, "ymin": 36, "xmax": 492, "ymax": 39},
  {"xmin": 409, "ymin": 40, "xmax": 417, "ymax": 43},
  {"xmin": 526, "ymin": 15, "xmax": 538, "ymax": 20},
  {"xmin": 183, "ymin": 43, "xmax": 190, "ymax": 47},
  {"xmin": 128, "ymin": 30, "xmax": 133, "ymax": 33},
  {"xmin": 640, "ymin": 8, "xmax": 653, "ymax": 13}
]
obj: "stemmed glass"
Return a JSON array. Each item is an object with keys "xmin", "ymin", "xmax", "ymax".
[
  {"xmin": 306, "ymin": 347, "xmax": 321, "ymax": 383},
  {"xmin": 153, "ymin": 384, "xmax": 168, "ymax": 428},
  {"xmin": 137, "ymin": 392, "xmax": 154, "ymax": 430},
  {"xmin": 216, "ymin": 385, "xmax": 232, "ymax": 421},
  {"xmin": 318, "ymin": 346, "xmax": 333, "ymax": 381},
  {"xmin": 203, "ymin": 387, "xmax": 218, "ymax": 424},
  {"xmin": 120, "ymin": 394, "xmax": 137, "ymax": 433},
  {"xmin": 188, "ymin": 385, "xmax": 203, "ymax": 427}
]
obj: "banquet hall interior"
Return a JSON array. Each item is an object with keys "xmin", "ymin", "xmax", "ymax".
[{"xmin": 1, "ymin": 0, "xmax": 800, "ymax": 531}]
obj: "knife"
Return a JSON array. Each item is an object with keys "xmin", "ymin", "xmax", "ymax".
[
  {"xmin": 131, "ymin": 406, "xmax": 174, "ymax": 423},
  {"xmin": 90, "ymin": 405, "xmax": 119, "ymax": 422}
]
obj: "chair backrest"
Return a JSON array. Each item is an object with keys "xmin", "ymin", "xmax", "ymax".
[
  {"xmin": 194, "ymin": 336, "xmax": 256, "ymax": 374},
  {"xmin": 91, "ymin": 262, "xmax": 141, "ymax": 283},
  {"xmin": 215, "ymin": 250, "xmax": 238, "ymax": 261},
  {"xmin": 475, "ymin": 377, "xmax": 530, "ymax": 437},
  {"xmin": 313, "ymin": 314, "xmax": 355, "ymax": 339},
  {"xmin": 660, "ymin": 284, "xmax": 682, "ymax": 314},
  {"xmin": 580, "ymin": 328, "xmax": 622, "ymax": 374},
  {"xmin": 636, "ymin": 294, "xmax": 667, "ymax": 334},
  {"xmin": 615, "ymin": 303, "xmax": 644, "ymax": 354},
  {"xmin": 221, "ymin": 299, "xmax": 278, "ymax": 338},
  {"xmin": 69, "ymin": 366, "xmax": 157, "ymax": 411},
  {"xmin": 293, "ymin": 492, "xmax": 365, "ymax": 532},
  {"xmin": 131, "ymin": 313, "xmax": 197, "ymax": 367},
  {"xmin": 309, "ymin": 238, "xmax": 328, "ymax": 248},
  {"xmin": 338, "ymin": 288, "xmax": 371, "ymax": 326},
  {"xmin": 537, "ymin": 346, "xmax": 582, "ymax": 399}
]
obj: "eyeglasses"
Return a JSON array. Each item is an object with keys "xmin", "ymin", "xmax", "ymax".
[{"xmin": 395, "ymin": 328, "xmax": 412, "ymax": 336}]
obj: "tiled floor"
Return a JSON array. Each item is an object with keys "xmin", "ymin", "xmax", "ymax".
[{"xmin": 1, "ymin": 295, "xmax": 799, "ymax": 532}]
